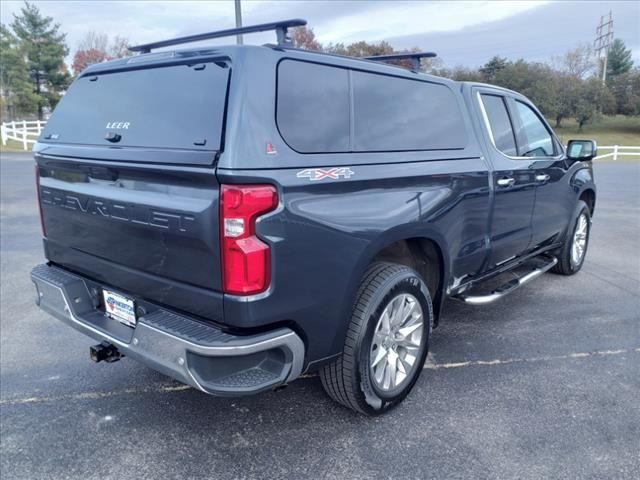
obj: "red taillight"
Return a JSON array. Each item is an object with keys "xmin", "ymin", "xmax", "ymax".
[
  {"xmin": 35, "ymin": 164, "xmax": 46, "ymax": 237},
  {"xmin": 220, "ymin": 184, "xmax": 278, "ymax": 295}
]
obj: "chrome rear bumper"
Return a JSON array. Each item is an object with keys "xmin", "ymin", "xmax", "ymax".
[{"xmin": 31, "ymin": 264, "xmax": 305, "ymax": 396}]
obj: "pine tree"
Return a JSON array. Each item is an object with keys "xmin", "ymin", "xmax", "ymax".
[
  {"xmin": 606, "ymin": 38, "xmax": 633, "ymax": 80},
  {"xmin": 10, "ymin": 2, "xmax": 70, "ymax": 119},
  {"xmin": 479, "ymin": 56, "xmax": 508, "ymax": 83},
  {"xmin": 0, "ymin": 24, "xmax": 38, "ymax": 120}
]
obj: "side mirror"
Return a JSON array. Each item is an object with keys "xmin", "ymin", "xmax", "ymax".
[{"xmin": 566, "ymin": 139, "xmax": 597, "ymax": 162}]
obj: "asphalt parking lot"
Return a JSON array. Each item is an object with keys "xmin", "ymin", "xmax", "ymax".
[{"xmin": 1, "ymin": 151, "xmax": 638, "ymax": 479}]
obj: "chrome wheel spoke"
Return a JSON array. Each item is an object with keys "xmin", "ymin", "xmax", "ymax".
[
  {"xmin": 397, "ymin": 340, "xmax": 420, "ymax": 355},
  {"xmin": 374, "ymin": 359, "xmax": 386, "ymax": 385},
  {"xmin": 398, "ymin": 354, "xmax": 414, "ymax": 373},
  {"xmin": 371, "ymin": 345, "xmax": 387, "ymax": 368},
  {"xmin": 386, "ymin": 349, "xmax": 398, "ymax": 389},
  {"xmin": 398, "ymin": 321, "xmax": 422, "ymax": 338},
  {"xmin": 398, "ymin": 298, "xmax": 415, "ymax": 325},
  {"xmin": 379, "ymin": 309, "xmax": 391, "ymax": 334},
  {"xmin": 374, "ymin": 330, "xmax": 387, "ymax": 345},
  {"xmin": 382, "ymin": 359, "xmax": 392, "ymax": 389},
  {"xmin": 390, "ymin": 297, "xmax": 405, "ymax": 327}
]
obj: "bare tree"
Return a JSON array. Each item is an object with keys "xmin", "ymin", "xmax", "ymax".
[
  {"xmin": 109, "ymin": 35, "xmax": 130, "ymax": 58},
  {"xmin": 552, "ymin": 44, "xmax": 595, "ymax": 79},
  {"xmin": 73, "ymin": 31, "xmax": 130, "ymax": 75},
  {"xmin": 78, "ymin": 31, "xmax": 108, "ymax": 52}
]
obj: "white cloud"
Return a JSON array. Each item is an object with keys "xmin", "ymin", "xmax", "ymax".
[
  {"xmin": 311, "ymin": 1, "xmax": 550, "ymax": 44},
  {"xmin": 1, "ymin": 0, "xmax": 549, "ymax": 55}
]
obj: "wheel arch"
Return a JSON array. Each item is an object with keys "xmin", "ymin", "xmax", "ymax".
[
  {"xmin": 579, "ymin": 188, "xmax": 596, "ymax": 216},
  {"xmin": 570, "ymin": 166, "xmax": 596, "ymax": 217},
  {"xmin": 347, "ymin": 225, "xmax": 450, "ymax": 328},
  {"xmin": 307, "ymin": 225, "xmax": 451, "ymax": 372}
]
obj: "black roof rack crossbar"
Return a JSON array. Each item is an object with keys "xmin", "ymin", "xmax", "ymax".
[
  {"xmin": 364, "ymin": 52, "xmax": 437, "ymax": 71},
  {"xmin": 129, "ymin": 18, "xmax": 307, "ymax": 53}
]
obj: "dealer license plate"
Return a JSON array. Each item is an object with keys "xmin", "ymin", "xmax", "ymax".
[{"xmin": 102, "ymin": 289, "xmax": 136, "ymax": 327}]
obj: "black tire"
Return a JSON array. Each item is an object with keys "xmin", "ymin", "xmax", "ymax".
[
  {"xmin": 319, "ymin": 262, "xmax": 433, "ymax": 415},
  {"xmin": 552, "ymin": 200, "xmax": 591, "ymax": 275}
]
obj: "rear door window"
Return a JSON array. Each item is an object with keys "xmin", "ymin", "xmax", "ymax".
[
  {"xmin": 480, "ymin": 94, "xmax": 518, "ymax": 157},
  {"xmin": 42, "ymin": 62, "xmax": 230, "ymax": 151}
]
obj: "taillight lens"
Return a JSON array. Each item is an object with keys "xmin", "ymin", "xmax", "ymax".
[
  {"xmin": 35, "ymin": 164, "xmax": 46, "ymax": 237},
  {"xmin": 220, "ymin": 184, "xmax": 277, "ymax": 295}
]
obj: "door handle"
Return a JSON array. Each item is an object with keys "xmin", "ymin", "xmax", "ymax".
[
  {"xmin": 535, "ymin": 173, "xmax": 550, "ymax": 182},
  {"xmin": 497, "ymin": 177, "xmax": 515, "ymax": 187}
]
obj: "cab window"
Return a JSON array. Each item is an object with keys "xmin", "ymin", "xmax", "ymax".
[
  {"xmin": 513, "ymin": 101, "xmax": 555, "ymax": 157},
  {"xmin": 480, "ymin": 94, "xmax": 518, "ymax": 157}
]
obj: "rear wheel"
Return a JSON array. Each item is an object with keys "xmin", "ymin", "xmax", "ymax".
[
  {"xmin": 320, "ymin": 262, "xmax": 433, "ymax": 415},
  {"xmin": 552, "ymin": 200, "xmax": 591, "ymax": 275}
]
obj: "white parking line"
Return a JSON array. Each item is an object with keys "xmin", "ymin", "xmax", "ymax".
[
  {"xmin": 0, "ymin": 384, "xmax": 192, "ymax": 406},
  {"xmin": 1, "ymin": 347, "xmax": 637, "ymax": 406},
  {"xmin": 423, "ymin": 347, "xmax": 639, "ymax": 370}
]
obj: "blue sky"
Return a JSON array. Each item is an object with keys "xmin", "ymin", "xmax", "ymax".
[{"xmin": 1, "ymin": 1, "xmax": 638, "ymax": 68}]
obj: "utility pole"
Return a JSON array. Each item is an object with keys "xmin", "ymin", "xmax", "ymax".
[
  {"xmin": 235, "ymin": 0, "xmax": 243, "ymax": 45},
  {"xmin": 594, "ymin": 11, "xmax": 613, "ymax": 85}
]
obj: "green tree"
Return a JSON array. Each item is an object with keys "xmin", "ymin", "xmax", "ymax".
[
  {"xmin": 10, "ymin": 2, "xmax": 70, "ymax": 119},
  {"xmin": 607, "ymin": 38, "xmax": 634, "ymax": 80},
  {"xmin": 548, "ymin": 72, "xmax": 579, "ymax": 128},
  {"xmin": 574, "ymin": 79, "xmax": 608, "ymax": 131},
  {"xmin": 492, "ymin": 60, "xmax": 557, "ymax": 116},
  {"xmin": 446, "ymin": 66, "xmax": 483, "ymax": 82},
  {"xmin": 0, "ymin": 24, "xmax": 38, "ymax": 120},
  {"xmin": 479, "ymin": 56, "xmax": 508, "ymax": 83},
  {"xmin": 608, "ymin": 69, "xmax": 640, "ymax": 115}
]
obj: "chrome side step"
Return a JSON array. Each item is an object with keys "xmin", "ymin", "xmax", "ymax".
[{"xmin": 455, "ymin": 256, "xmax": 558, "ymax": 305}]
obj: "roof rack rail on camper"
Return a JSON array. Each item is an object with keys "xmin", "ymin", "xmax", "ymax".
[
  {"xmin": 128, "ymin": 18, "xmax": 307, "ymax": 53},
  {"xmin": 364, "ymin": 52, "xmax": 437, "ymax": 71}
]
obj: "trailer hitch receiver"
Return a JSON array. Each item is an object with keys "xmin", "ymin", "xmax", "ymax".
[{"xmin": 90, "ymin": 342, "xmax": 123, "ymax": 363}]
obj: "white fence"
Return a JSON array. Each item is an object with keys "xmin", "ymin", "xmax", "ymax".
[
  {"xmin": 1, "ymin": 120, "xmax": 640, "ymax": 159},
  {"xmin": 1, "ymin": 120, "xmax": 46, "ymax": 150},
  {"xmin": 594, "ymin": 145, "xmax": 640, "ymax": 161}
]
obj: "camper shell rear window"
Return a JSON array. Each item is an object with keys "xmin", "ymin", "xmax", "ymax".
[{"xmin": 41, "ymin": 62, "xmax": 230, "ymax": 151}]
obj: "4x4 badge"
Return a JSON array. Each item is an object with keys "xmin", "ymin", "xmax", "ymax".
[{"xmin": 297, "ymin": 167, "xmax": 355, "ymax": 181}]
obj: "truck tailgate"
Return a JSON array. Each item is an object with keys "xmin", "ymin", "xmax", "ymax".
[{"xmin": 36, "ymin": 151, "xmax": 223, "ymax": 322}]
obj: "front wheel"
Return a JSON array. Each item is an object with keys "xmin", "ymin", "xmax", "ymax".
[
  {"xmin": 552, "ymin": 200, "xmax": 591, "ymax": 275},
  {"xmin": 320, "ymin": 262, "xmax": 433, "ymax": 415}
]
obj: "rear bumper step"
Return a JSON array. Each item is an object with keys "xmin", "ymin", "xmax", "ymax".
[
  {"xmin": 31, "ymin": 264, "xmax": 305, "ymax": 396},
  {"xmin": 454, "ymin": 256, "xmax": 558, "ymax": 305}
]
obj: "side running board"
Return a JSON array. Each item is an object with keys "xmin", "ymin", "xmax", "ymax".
[{"xmin": 455, "ymin": 256, "xmax": 558, "ymax": 305}]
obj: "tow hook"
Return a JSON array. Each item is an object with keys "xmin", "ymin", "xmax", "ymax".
[{"xmin": 90, "ymin": 342, "xmax": 123, "ymax": 363}]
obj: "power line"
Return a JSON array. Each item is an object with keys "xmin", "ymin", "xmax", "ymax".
[{"xmin": 594, "ymin": 11, "xmax": 613, "ymax": 84}]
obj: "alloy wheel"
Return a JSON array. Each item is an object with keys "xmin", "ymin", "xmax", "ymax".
[
  {"xmin": 369, "ymin": 293, "xmax": 424, "ymax": 391},
  {"xmin": 571, "ymin": 213, "xmax": 588, "ymax": 266}
]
